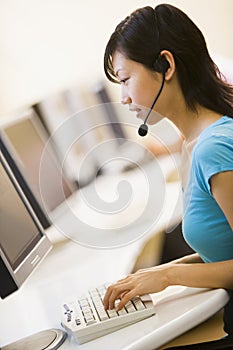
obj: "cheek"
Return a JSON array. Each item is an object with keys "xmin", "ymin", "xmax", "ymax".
[
  {"xmin": 145, "ymin": 85, "xmax": 168, "ymax": 123},
  {"xmin": 152, "ymin": 89, "xmax": 170, "ymax": 117},
  {"xmin": 132, "ymin": 84, "xmax": 156, "ymax": 109}
]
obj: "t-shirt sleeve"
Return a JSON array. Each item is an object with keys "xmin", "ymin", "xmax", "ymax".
[{"xmin": 193, "ymin": 135, "xmax": 233, "ymax": 194}]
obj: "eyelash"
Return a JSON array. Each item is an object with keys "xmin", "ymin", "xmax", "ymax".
[{"xmin": 119, "ymin": 78, "xmax": 129, "ymax": 84}]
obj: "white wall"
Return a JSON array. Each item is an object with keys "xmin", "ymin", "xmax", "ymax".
[{"xmin": 0, "ymin": 0, "xmax": 232, "ymax": 116}]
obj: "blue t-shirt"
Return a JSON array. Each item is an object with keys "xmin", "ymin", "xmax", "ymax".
[{"xmin": 183, "ymin": 116, "xmax": 233, "ymax": 263}]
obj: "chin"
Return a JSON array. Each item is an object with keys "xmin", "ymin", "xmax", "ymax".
[
  {"xmin": 135, "ymin": 112, "xmax": 145, "ymax": 121},
  {"xmin": 148, "ymin": 112, "xmax": 164, "ymax": 125}
]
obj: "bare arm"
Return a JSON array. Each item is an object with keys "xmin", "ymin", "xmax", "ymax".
[
  {"xmin": 104, "ymin": 258, "xmax": 233, "ymax": 311},
  {"xmin": 167, "ymin": 259, "xmax": 233, "ymax": 290},
  {"xmin": 170, "ymin": 253, "xmax": 204, "ymax": 264},
  {"xmin": 103, "ymin": 171, "xmax": 233, "ymax": 311}
]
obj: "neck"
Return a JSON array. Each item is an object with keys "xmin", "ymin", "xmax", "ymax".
[
  {"xmin": 160, "ymin": 72, "xmax": 222, "ymax": 142},
  {"xmin": 169, "ymin": 105, "xmax": 222, "ymax": 143}
]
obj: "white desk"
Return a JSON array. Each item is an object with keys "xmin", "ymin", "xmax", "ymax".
[
  {"xmin": 0, "ymin": 232, "xmax": 229, "ymax": 350},
  {"xmin": 0, "ymin": 163, "xmax": 229, "ymax": 349}
]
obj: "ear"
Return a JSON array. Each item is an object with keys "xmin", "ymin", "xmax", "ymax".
[{"xmin": 160, "ymin": 50, "xmax": 176, "ymax": 81}]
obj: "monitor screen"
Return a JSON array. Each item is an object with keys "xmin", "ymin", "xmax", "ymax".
[
  {"xmin": 33, "ymin": 89, "xmax": 100, "ymax": 187},
  {"xmin": 0, "ymin": 152, "xmax": 52, "ymax": 299},
  {"xmin": 0, "ymin": 109, "xmax": 76, "ymax": 217},
  {"xmin": 94, "ymin": 82, "xmax": 126, "ymax": 144}
]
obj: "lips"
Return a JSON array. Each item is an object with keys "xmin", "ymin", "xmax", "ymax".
[
  {"xmin": 129, "ymin": 105, "xmax": 142, "ymax": 118},
  {"xmin": 129, "ymin": 107, "xmax": 140, "ymax": 113}
]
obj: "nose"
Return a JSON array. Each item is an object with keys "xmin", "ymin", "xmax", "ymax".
[
  {"xmin": 121, "ymin": 87, "xmax": 131, "ymax": 105},
  {"xmin": 121, "ymin": 95, "xmax": 131, "ymax": 105}
]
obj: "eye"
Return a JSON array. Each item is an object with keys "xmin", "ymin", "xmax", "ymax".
[{"xmin": 120, "ymin": 77, "xmax": 129, "ymax": 84}]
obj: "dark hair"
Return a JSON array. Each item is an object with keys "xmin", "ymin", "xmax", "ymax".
[{"xmin": 104, "ymin": 4, "xmax": 233, "ymax": 117}]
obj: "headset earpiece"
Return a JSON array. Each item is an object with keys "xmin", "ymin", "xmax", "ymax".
[{"xmin": 154, "ymin": 55, "xmax": 170, "ymax": 74}]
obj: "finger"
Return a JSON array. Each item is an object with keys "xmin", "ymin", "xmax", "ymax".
[
  {"xmin": 108, "ymin": 285, "xmax": 129, "ymax": 310},
  {"xmin": 103, "ymin": 283, "xmax": 126, "ymax": 310},
  {"xmin": 103, "ymin": 284, "xmax": 114, "ymax": 309},
  {"xmin": 103, "ymin": 275, "xmax": 134, "ymax": 309},
  {"xmin": 116, "ymin": 289, "xmax": 136, "ymax": 311}
]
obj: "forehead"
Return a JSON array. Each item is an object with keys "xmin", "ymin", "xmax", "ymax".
[{"xmin": 112, "ymin": 51, "xmax": 135, "ymax": 75}]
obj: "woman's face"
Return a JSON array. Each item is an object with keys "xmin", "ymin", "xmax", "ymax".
[{"xmin": 112, "ymin": 51, "xmax": 164, "ymax": 124}]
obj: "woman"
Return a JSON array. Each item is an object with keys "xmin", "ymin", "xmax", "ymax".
[{"xmin": 103, "ymin": 4, "xmax": 233, "ymax": 337}]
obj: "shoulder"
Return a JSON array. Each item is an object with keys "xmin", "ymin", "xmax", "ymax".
[
  {"xmin": 193, "ymin": 117, "xmax": 233, "ymax": 163},
  {"xmin": 194, "ymin": 133, "xmax": 233, "ymax": 160},
  {"xmin": 191, "ymin": 118, "xmax": 233, "ymax": 192}
]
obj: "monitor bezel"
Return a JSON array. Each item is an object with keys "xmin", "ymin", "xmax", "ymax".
[
  {"xmin": 0, "ymin": 151, "xmax": 52, "ymax": 295},
  {"xmin": 0, "ymin": 108, "xmax": 77, "ymax": 216},
  {"xmin": 0, "ymin": 135, "xmax": 51, "ymax": 229}
]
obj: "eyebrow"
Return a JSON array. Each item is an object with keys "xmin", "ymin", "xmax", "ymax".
[
  {"xmin": 115, "ymin": 69, "xmax": 121, "ymax": 77},
  {"xmin": 115, "ymin": 68, "xmax": 125, "ymax": 77}
]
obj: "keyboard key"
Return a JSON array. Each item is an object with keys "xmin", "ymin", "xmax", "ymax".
[
  {"xmin": 79, "ymin": 299, "xmax": 89, "ymax": 307},
  {"xmin": 107, "ymin": 309, "xmax": 118, "ymax": 318},
  {"xmin": 98, "ymin": 311, "xmax": 109, "ymax": 321},
  {"xmin": 125, "ymin": 301, "xmax": 136, "ymax": 313},
  {"xmin": 61, "ymin": 284, "xmax": 155, "ymax": 344},
  {"xmin": 133, "ymin": 297, "xmax": 146, "ymax": 311}
]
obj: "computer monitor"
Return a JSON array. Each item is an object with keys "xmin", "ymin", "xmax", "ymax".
[
  {"xmin": 0, "ymin": 108, "xmax": 76, "ymax": 221},
  {"xmin": 0, "ymin": 151, "xmax": 67, "ymax": 349},
  {"xmin": 0, "ymin": 136, "xmax": 51, "ymax": 229},
  {"xmin": 0, "ymin": 151, "xmax": 52, "ymax": 299},
  {"xmin": 93, "ymin": 82, "xmax": 127, "ymax": 145},
  {"xmin": 32, "ymin": 88, "xmax": 100, "ymax": 187}
]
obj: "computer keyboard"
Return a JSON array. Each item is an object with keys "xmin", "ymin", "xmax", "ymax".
[{"xmin": 61, "ymin": 284, "xmax": 155, "ymax": 344}]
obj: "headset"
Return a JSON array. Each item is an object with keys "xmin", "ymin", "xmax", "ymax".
[{"xmin": 138, "ymin": 55, "xmax": 170, "ymax": 137}]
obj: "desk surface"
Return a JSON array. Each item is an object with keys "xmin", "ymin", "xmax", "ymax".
[{"xmin": 0, "ymin": 236, "xmax": 229, "ymax": 350}]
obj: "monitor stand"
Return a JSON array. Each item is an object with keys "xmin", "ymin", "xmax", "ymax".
[{"xmin": 1, "ymin": 329, "xmax": 67, "ymax": 350}]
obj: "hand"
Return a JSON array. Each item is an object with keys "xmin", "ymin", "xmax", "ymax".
[{"xmin": 103, "ymin": 265, "xmax": 169, "ymax": 311}]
